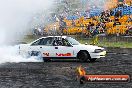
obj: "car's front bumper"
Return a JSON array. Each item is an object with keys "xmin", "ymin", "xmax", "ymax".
[{"xmin": 90, "ymin": 51, "xmax": 106, "ymax": 59}]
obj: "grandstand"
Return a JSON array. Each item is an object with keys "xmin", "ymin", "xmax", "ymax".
[
  {"xmin": 34, "ymin": 0, "xmax": 132, "ymax": 37},
  {"xmin": 61, "ymin": 2, "xmax": 132, "ymax": 36}
]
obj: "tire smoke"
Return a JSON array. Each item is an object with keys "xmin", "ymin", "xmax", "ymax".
[{"xmin": 0, "ymin": 0, "xmax": 54, "ymax": 63}]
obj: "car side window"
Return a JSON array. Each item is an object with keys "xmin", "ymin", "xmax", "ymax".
[
  {"xmin": 62, "ymin": 39, "xmax": 71, "ymax": 46},
  {"xmin": 31, "ymin": 37, "xmax": 54, "ymax": 46},
  {"xmin": 31, "ymin": 39, "xmax": 41, "ymax": 46},
  {"xmin": 53, "ymin": 40, "xmax": 63, "ymax": 46},
  {"xmin": 52, "ymin": 38, "xmax": 71, "ymax": 46}
]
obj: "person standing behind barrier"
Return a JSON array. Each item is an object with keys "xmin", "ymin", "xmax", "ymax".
[
  {"xmin": 59, "ymin": 16, "xmax": 66, "ymax": 35},
  {"xmin": 128, "ymin": 15, "xmax": 132, "ymax": 22},
  {"xmin": 52, "ymin": 25, "xmax": 57, "ymax": 35},
  {"xmin": 115, "ymin": 10, "xmax": 122, "ymax": 18},
  {"xmin": 91, "ymin": 26, "xmax": 99, "ymax": 45},
  {"xmin": 86, "ymin": 22, "xmax": 92, "ymax": 36}
]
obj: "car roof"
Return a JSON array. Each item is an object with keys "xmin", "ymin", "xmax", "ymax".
[
  {"xmin": 29, "ymin": 36, "xmax": 68, "ymax": 45},
  {"xmin": 40, "ymin": 36, "xmax": 67, "ymax": 39}
]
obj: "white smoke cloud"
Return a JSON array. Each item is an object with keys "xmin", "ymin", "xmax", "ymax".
[
  {"xmin": 0, "ymin": 0, "xmax": 54, "ymax": 44},
  {"xmin": 0, "ymin": 0, "xmax": 54, "ymax": 63},
  {"xmin": 0, "ymin": 45, "xmax": 43, "ymax": 64}
]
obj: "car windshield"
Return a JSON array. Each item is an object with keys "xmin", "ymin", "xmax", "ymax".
[{"xmin": 66, "ymin": 37, "xmax": 80, "ymax": 45}]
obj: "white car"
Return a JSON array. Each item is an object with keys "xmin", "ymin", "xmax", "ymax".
[{"xmin": 19, "ymin": 36, "xmax": 106, "ymax": 62}]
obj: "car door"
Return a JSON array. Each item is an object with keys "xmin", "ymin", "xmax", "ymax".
[
  {"xmin": 52, "ymin": 37, "xmax": 75, "ymax": 58},
  {"xmin": 29, "ymin": 37, "xmax": 55, "ymax": 57}
]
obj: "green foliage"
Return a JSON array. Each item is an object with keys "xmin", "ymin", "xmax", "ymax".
[{"xmin": 78, "ymin": 39, "xmax": 132, "ymax": 48}]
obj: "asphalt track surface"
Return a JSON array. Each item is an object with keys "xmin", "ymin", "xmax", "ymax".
[{"xmin": 0, "ymin": 53, "xmax": 132, "ymax": 88}]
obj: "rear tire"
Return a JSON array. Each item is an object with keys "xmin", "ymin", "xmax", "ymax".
[{"xmin": 77, "ymin": 51, "xmax": 90, "ymax": 62}]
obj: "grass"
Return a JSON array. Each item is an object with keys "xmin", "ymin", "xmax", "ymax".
[
  {"xmin": 22, "ymin": 35, "xmax": 132, "ymax": 48},
  {"xmin": 97, "ymin": 41, "xmax": 132, "ymax": 48},
  {"xmin": 78, "ymin": 39, "xmax": 132, "ymax": 48}
]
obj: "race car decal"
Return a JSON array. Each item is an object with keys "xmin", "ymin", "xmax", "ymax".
[
  {"xmin": 29, "ymin": 51, "xmax": 40, "ymax": 56},
  {"xmin": 56, "ymin": 53, "xmax": 72, "ymax": 56},
  {"xmin": 43, "ymin": 53, "xmax": 49, "ymax": 56}
]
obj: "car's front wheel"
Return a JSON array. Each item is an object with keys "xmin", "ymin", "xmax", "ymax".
[{"xmin": 77, "ymin": 51, "xmax": 90, "ymax": 62}]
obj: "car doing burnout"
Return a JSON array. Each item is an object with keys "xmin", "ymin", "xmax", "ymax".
[{"xmin": 19, "ymin": 36, "xmax": 106, "ymax": 62}]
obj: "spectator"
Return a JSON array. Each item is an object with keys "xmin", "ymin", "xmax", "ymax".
[
  {"xmin": 33, "ymin": 28, "xmax": 38, "ymax": 35},
  {"xmin": 72, "ymin": 20, "xmax": 75, "ymax": 26},
  {"xmin": 87, "ymin": 22, "xmax": 92, "ymax": 30},
  {"xmin": 128, "ymin": 15, "xmax": 132, "ymax": 22},
  {"xmin": 110, "ymin": 10, "xmax": 114, "ymax": 16},
  {"xmin": 52, "ymin": 25, "xmax": 57, "ymax": 35},
  {"xmin": 91, "ymin": 27, "xmax": 99, "ymax": 45},
  {"xmin": 115, "ymin": 10, "xmax": 122, "ymax": 17}
]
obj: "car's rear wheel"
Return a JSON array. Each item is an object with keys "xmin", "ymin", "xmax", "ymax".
[
  {"xmin": 77, "ymin": 51, "xmax": 90, "ymax": 62},
  {"xmin": 89, "ymin": 58, "xmax": 97, "ymax": 62}
]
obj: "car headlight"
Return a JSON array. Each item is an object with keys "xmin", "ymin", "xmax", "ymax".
[{"xmin": 94, "ymin": 49, "xmax": 104, "ymax": 53}]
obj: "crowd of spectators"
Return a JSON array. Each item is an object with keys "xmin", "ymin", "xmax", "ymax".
[
  {"xmin": 61, "ymin": 5, "xmax": 132, "ymax": 37},
  {"xmin": 32, "ymin": 1, "xmax": 132, "ymax": 37}
]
